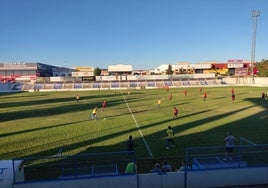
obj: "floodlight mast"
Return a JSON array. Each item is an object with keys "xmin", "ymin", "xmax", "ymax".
[{"xmin": 250, "ymin": 10, "xmax": 260, "ymax": 84}]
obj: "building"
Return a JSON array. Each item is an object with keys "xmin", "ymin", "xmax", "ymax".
[
  {"xmin": 0, "ymin": 60, "xmax": 255, "ymax": 83},
  {"xmin": 108, "ymin": 64, "xmax": 133, "ymax": 75},
  {"xmin": 71, "ymin": 66, "xmax": 95, "ymax": 81},
  {"xmin": 0, "ymin": 62, "xmax": 58, "ymax": 82},
  {"xmin": 52, "ymin": 67, "xmax": 74, "ymax": 77}
]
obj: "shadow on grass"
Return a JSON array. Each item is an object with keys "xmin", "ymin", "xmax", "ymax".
[
  {"xmin": 0, "ymin": 120, "xmax": 87, "ymax": 138},
  {"xmin": 0, "ymin": 97, "xmax": 132, "ymax": 122},
  {"xmin": 2, "ymin": 91, "xmax": 268, "ymax": 175},
  {"xmin": 0, "ymin": 92, "xmax": 122, "ymax": 109}
]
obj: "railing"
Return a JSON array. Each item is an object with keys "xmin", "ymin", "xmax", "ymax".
[
  {"xmin": 185, "ymin": 141, "xmax": 268, "ymax": 171},
  {"xmin": 13, "ymin": 151, "xmax": 136, "ymax": 184}
]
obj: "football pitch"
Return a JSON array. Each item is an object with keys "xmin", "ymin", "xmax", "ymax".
[{"xmin": 0, "ymin": 86, "xmax": 267, "ymax": 172}]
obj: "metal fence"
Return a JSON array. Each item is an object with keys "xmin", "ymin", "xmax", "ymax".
[
  {"xmin": 185, "ymin": 138, "xmax": 268, "ymax": 171},
  {"xmin": 14, "ymin": 151, "xmax": 136, "ymax": 183}
]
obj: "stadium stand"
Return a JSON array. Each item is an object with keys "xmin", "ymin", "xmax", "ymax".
[
  {"xmin": 12, "ymin": 83, "xmax": 23, "ymax": 91},
  {"xmin": 101, "ymin": 81, "xmax": 111, "ymax": 89},
  {"xmin": 82, "ymin": 82, "xmax": 92, "ymax": 89},
  {"xmin": 181, "ymin": 79, "xmax": 190, "ymax": 86},
  {"xmin": 111, "ymin": 82, "xmax": 119, "ymax": 88},
  {"xmin": 33, "ymin": 83, "xmax": 44, "ymax": 90},
  {"xmin": 22, "ymin": 83, "xmax": 33, "ymax": 90},
  {"xmin": 189, "ymin": 78, "xmax": 199, "ymax": 86},
  {"xmin": 53, "ymin": 83, "xmax": 63, "ymax": 90},
  {"xmin": 205, "ymin": 78, "xmax": 216, "ymax": 85},
  {"xmin": 138, "ymin": 81, "xmax": 147, "ymax": 88},
  {"xmin": 129, "ymin": 81, "xmax": 138, "ymax": 87},
  {"xmin": 63, "ymin": 83, "xmax": 73, "ymax": 89},
  {"xmin": 0, "ymin": 83, "xmax": 13, "ymax": 91},
  {"xmin": 92, "ymin": 82, "xmax": 101, "ymax": 88},
  {"xmin": 216, "ymin": 77, "xmax": 227, "ymax": 85},
  {"xmin": 120, "ymin": 82, "xmax": 129, "ymax": 88},
  {"xmin": 1, "ymin": 77, "xmax": 268, "ymax": 92},
  {"xmin": 43, "ymin": 83, "xmax": 53, "ymax": 89},
  {"xmin": 198, "ymin": 78, "xmax": 208, "ymax": 85},
  {"xmin": 155, "ymin": 81, "xmax": 164, "ymax": 87},
  {"xmin": 147, "ymin": 81, "xmax": 156, "ymax": 87},
  {"xmin": 163, "ymin": 80, "xmax": 173, "ymax": 86},
  {"xmin": 73, "ymin": 83, "xmax": 83, "ymax": 89},
  {"xmin": 172, "ymin": 80, "xmax": 181, "ymax": 87}
]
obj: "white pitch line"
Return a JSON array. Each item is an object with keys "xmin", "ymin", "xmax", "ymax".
[{"xmin": 121, "ymin": 92, "xmax": 153, "ymax": 158}]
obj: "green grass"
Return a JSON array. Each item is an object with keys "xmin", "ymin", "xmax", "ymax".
[{"xmin": 0, "ymin": 86, "xmax": 268, "ymax": 173}]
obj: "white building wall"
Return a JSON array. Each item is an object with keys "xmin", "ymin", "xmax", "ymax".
[
  {"xmin": 95, "ymin": 74, "xmax": 216, "ymax": 81},
  {"xmin": 153, "ymin": 64, "xmax": 169, "ymax": 74},
  {"xmin": 108, "ymin": 64, "xmax": 133, "ymax": 72}
]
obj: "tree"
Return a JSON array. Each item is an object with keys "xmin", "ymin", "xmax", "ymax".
[
  {"xmin": 94, "ymin": 67, "xmax": 101, "ymax": 76},
  {"xmin": 166, "ymin": 64, "xmax": 174, "ymax": 75},
  {"xmin": 255, "ymin": 59, "xmax": 268, "ymax": 77}
]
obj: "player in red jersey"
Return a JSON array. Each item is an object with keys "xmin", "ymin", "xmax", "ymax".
[
  {"xmin": 102, "ymin": 100, "xmax": 107, "ymax": 111},
  {"xmin": 173, "ymin": 107, "xmax": 178, "ymax": 118},
  {"xmin": 166, "ymin": 85, "xmax": 169, "ymax": 92},
  {"xmin": 261, "ymin": 92, "xmax": 265, "ymax": 101},
  {"xmin": 203, "ymin": 92, "xmax": 207, "ymax": 101},
  {"xmin": 232, "ymin": 93, "xmax": 235, "ymax": 103},
  {"xmin": 169, "ymin": 93, "xmax": 173, "ymax": 101},
  {"xmin": 184, "ymin": 89, "xmax": 188, "ymax": 96}
]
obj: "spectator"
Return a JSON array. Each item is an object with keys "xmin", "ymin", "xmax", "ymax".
[
  {"xmin": 151, "ymin": 163, "xmax": 163, "ymax": 174},
  {"xmin": 176, "ymin": 160, "xmax": 189, "ymax": 172},
  {"xmin": 125, "ymin": 161, "xmax": 137, "ymax": 174},
  {"xmin": 161, "ymin": 160, "xmax": 172, "ymax": 172}
]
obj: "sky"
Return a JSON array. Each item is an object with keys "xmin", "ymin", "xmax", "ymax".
[{"xmin": 0, "ymin": 0, "xmax": 267, "ymax": 70}]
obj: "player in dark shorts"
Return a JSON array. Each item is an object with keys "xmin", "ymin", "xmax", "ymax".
[
  {"xmin": 102, "ymin": 100, "xmax": 107, "ymax": 111},
  {"xmin": 224, "ymin": 132, "xmax": 237, "ymax": 160},
  {"xmin": 173, "ymin": 107, "xmax": 178, "ymax": 118},
  {"xmin": 232, "ymin": 93, "xmax": 235, "ymax": 103}
]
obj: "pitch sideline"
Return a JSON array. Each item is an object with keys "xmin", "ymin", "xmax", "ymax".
[{"xmin": 121, "ymin": 91, "xmax": 153, "ymax": 158}]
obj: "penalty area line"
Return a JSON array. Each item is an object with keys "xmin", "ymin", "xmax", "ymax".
[{"xmin": 121, "ymin": 92, "xmax": 153, "ymax": 158}]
